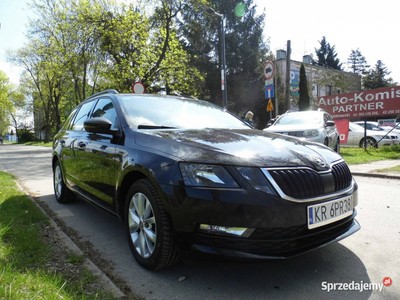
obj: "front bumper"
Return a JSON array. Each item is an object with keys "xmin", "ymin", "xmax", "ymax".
[
  {"xmin": 161, "ymin": 178, "xmax": 359, "ymax": 260},
  {"xmin": 191, "ymin": 212, "xmax": 360, "ymax": 259}
]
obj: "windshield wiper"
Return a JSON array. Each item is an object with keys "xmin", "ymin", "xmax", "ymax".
[{"xmin": 137, "ymin": 125, "xmax": 177, "ymax": 130}]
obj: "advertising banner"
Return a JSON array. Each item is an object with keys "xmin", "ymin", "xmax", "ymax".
[
  {"xmin": 290, "ymin": 69, "xmax": 300, "ymax": 96},
  {"xmin": 335, "ymin": 119, "xmax": 350, "ymax": 143},
  {"xmin": 317, "ymin": 86, "xmax": 400, "ymax": 119},
  {"xmin": 378, "ymin": 119, "xmax": 397, "ymax": 127}
]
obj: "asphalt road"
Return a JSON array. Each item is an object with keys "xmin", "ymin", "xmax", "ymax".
[{"xmin": 0, "ymin": 144, "xmax": 399, "ymax": 300}]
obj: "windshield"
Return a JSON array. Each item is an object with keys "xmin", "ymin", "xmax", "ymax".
[
  {"xmin": 118, "ymin": 95, "xmax": 250, "ymax": 130},
  {"xmin": 275, "ymin": 112, "xmax": 323, "ymax": 125}
]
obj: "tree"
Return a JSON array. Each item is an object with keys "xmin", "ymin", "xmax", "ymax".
[
  {"xmin": 178, "ymin": 0, "xmax": 269, "ymax": 126},
  {"xmin": 82, "ymin": 0, "xmax": 203, "ymax": 94},
  {"xmin": 314, "ymin": 36, "xmax": 341, "ymax": 70},
  {"xmin": 363, "ymin": 60, "xmax": 396, "ymax": 90},
  {"xmin": 0, "ymin": 71, "xmax": 12, "ymax": 137},
  {"xmin": 8, "ymin": 0, "xmax": 204, "ymax": 139},
  {"xmin": 298, "ymin": 63, "xmax": 310, "ymax": 111},
  {"xmin": 0, "ymin": 71, "xmax": 12, "ymax": 111},
  {"xmin": 0, "ymin": 70, "xmax": 25, "ymax": 139},
  {"xmin": 347, "ymin": 48, "xmax": 370, "ymax": 75}
]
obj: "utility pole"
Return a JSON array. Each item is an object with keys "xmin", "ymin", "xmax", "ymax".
[
  {"xmin": 206, "ymin": 7, "xmax": 227, "ymax": 109},
  {"xmin": 274, "ymin": 64, "xmax": 278, "ymax": 117},
  {"xmin": 285, "ymin": 40, "xmax": 291, "ymax": 112}
]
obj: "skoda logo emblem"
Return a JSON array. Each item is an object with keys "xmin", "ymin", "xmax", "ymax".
[{"xmin": 313, "ymin": 156, "xmax": 326, "ymax": 168}]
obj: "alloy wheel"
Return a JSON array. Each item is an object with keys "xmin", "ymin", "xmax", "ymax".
[
  {"xmin": 54, "ymin": 165, "xmax": 63, "ymax": 198},
  {"xmin": 128, "ymin": 192, "xmax": 157, "ymax": 258}
]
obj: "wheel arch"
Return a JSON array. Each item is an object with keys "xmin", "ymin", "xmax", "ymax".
[
  {"xmin": 117, "ymin": 171, "xmax": 150, "ymax": 220},
  {"xmin": 52, "ymin": 154, "xmax": 59, "ymax": 170}
]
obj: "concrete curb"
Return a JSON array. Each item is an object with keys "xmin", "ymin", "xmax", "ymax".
[
  {"xmin": 350, "ymin": 172, "xmax": 400, "ymax": 180},
  {"xmin": 14, "ymin": 181, "xmax": 127, "ymax": 300}
]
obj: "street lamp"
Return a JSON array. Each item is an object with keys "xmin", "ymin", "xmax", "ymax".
[{"xmin": 206, "ymin": 7, "xmax": 227, "ymax": 109}]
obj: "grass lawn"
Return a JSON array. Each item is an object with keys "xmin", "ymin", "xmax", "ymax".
[
  {"xmin": 0, "ymin": 172, "xmax": 113, "ymax": 299},
  {"xmin": 340, "ymin": 145, "xmax": 400, "ymax": 165},
  {"xmin": 24, "ymin": 141, "xmax": 53, "ymax": 147}
]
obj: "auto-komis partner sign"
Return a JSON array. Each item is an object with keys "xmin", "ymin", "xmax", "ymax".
[{"xmin": 317, "ymin": 86, "xmax": 400, "ymax": 119}]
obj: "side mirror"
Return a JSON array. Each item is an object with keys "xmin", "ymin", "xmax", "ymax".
[
  {"xmin": 326, "ymin": 120, "xmax": 336, "ymax": 127},
  {"xmin": 84, "ymin": 117, "xmax": 118, "ymax": 135}
]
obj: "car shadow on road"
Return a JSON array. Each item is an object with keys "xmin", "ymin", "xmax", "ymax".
[
  {"xmin": 149, "ymin": 240, "xmax": 376, "ymax": 300},
  {"xmin": 36, "ymin": 193, "xmax": 377, "ymax": 300}
]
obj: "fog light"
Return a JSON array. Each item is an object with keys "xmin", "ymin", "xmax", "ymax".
[{"xmin": 199, "ymin": 224, "xmax": 255, "ymax": 237}]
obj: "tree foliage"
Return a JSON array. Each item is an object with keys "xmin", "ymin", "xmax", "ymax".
[
  {"xmin": 179, "ymin": 0, "xmax": 269, "ymax": 127},
  {"xmin": 314, "ymin": 36, "xmax": 341, "ymax": 70},
  {"xmin": 7, "ymin": 0, "xmax": 270, "ymax": 136},
  {"xmin": 0, "ymin": 71, "xmax": 13, "ymax": 111},
  {"xmin": 362, "ymin": 60, "xmax": 396, "ymax": 90},
  {"xmin": 0, "ymin": 70, "xmax": 25, "ymax": 138},
  {"xmin": 298, "ymin": 63, "xmax": 309, "ymax": 111},
  {"xmin": 347, "ymin": 48, "xmax": 370, "ymax": 75}
]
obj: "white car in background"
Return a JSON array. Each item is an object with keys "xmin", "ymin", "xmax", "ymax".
[
  {"xmin": 264, "ymin": 110, "xmax": 340, "ymax": 152},
  {"xmin": 354, "ymin": 121, "xmax": 400, "ymax": 139},
  {"xmin": 343, "ymin": 123, "xmax": 398, "ymax": 148}
]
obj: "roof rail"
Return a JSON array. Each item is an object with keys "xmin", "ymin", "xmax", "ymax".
[{"xmin": 85, "ymin": 89, "xmax": 118, "ymax": 101}]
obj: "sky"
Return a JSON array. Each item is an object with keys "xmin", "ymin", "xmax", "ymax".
[{"xmin": 1, "ymin": 0, "xmax": 400, "ymax": 85}]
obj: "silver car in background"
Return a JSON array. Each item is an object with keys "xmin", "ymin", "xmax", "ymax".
[
  {"xmin": 354, "ymin": 121, "xmax": 400, "ymax": 141},
  {"xmin": 343, "ymin": 123, "xmax": 398, "ymax": 148},
  {"xmin": 264, "ymin": 110, "xmax": 340, "ymax": 153}
]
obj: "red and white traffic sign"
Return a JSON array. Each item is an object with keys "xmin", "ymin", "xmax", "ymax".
[
  {"xmin": 133, "ymin": 82, "xmax": 146, "ymax": 94},
  {"xmin": 263, "ymin": 61, "xmax": 274, "ymax": 80}
]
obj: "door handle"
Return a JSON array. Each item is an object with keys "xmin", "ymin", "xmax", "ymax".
[{"xmin": 100, "ymin": 145, "xmax": 108, "ymax": 150}]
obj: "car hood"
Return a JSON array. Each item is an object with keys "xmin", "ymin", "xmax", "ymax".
[{"xmin": 135, "ymin": 128, "xmax": 342, "ymax": 171}]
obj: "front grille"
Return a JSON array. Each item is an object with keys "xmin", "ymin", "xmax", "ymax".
[
  {"xmin": 269, "ymin": 169, "xmax": 324, "ymax": 198},
  {"xmin": 278, "ymin": 131, "xmax": 303, "ymax": 137},
  {"xmin": 195, "ymin": 217, "xmax": 355, "ymax": 256},
  {"xmin": 268, "ymin": 161, "xmax": 352, "ymax": 199},
  {"xmin": 331, "ymin": 161, "xmax": 352, "ymax": 191}
]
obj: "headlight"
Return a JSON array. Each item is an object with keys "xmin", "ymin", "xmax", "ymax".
[
  {"xmin": 179, "ymin": 163, "xmax": 239, "ymax": 188},
  {"xmin": 303, "ymin": 130, "xmax": 319, "ymax": 138},
  {"xmin": 236, "ymin": 167, "xmax": 277, "ymax": 196}
]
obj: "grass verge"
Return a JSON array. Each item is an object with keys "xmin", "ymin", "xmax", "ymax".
[
  {"xmin": 0, "ymin": 171, "xmax": 113, "ymax": 299},
  {"xmin": 24, "ymin": 141, "xmax": 53, "ymax": 147},
  {"xmin": 340, "ymin": 145, "xmax": 400, "ymax": 165}
]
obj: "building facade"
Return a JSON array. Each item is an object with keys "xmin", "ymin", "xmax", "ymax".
[{"xmin": 274, "ymin": 50, "xmax": 361, "ymax": 111}]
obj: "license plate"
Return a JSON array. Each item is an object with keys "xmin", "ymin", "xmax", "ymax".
[{"xmin": 307, "ymin": 196, "xmax": 353, "ymax": 229}]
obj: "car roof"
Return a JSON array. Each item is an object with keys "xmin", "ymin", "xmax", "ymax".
[{"xmin": 82, "ymin": 90, "xmax": 199, "ymax": 104}]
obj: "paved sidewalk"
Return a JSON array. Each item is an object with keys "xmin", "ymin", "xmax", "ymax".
[{"xmin": 349, "ymin": 159, "xmax": 400, "ymax": 179}]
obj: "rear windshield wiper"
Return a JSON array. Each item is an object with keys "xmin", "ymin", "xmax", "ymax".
[{"xmin": 137, "ymin": 125, "xmax": 177, "ymax": 130}]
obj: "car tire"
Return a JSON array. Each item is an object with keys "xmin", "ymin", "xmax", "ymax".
[
  {"xmin": 324, "ymin": 138, "xmax": 329, "ymax": 147},
  {"xmin": 125, "ymin": 179, "xmax": 180, "ymax": 270},
  {"xmin": 53, "ymin": 160, "xmax": 76, "ymax": 203},
  {"xmin": 360, "ymin": 137, "xmax": 377, "ymax": 148}
]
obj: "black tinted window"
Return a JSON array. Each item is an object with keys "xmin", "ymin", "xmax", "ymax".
[
  {"xmin": 62, "ymin": 108, "xmax": 78, "ymax": 130},
  {"xmin": 71, "ymin": 101, "xmax": 94, "ymax": 131}
]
